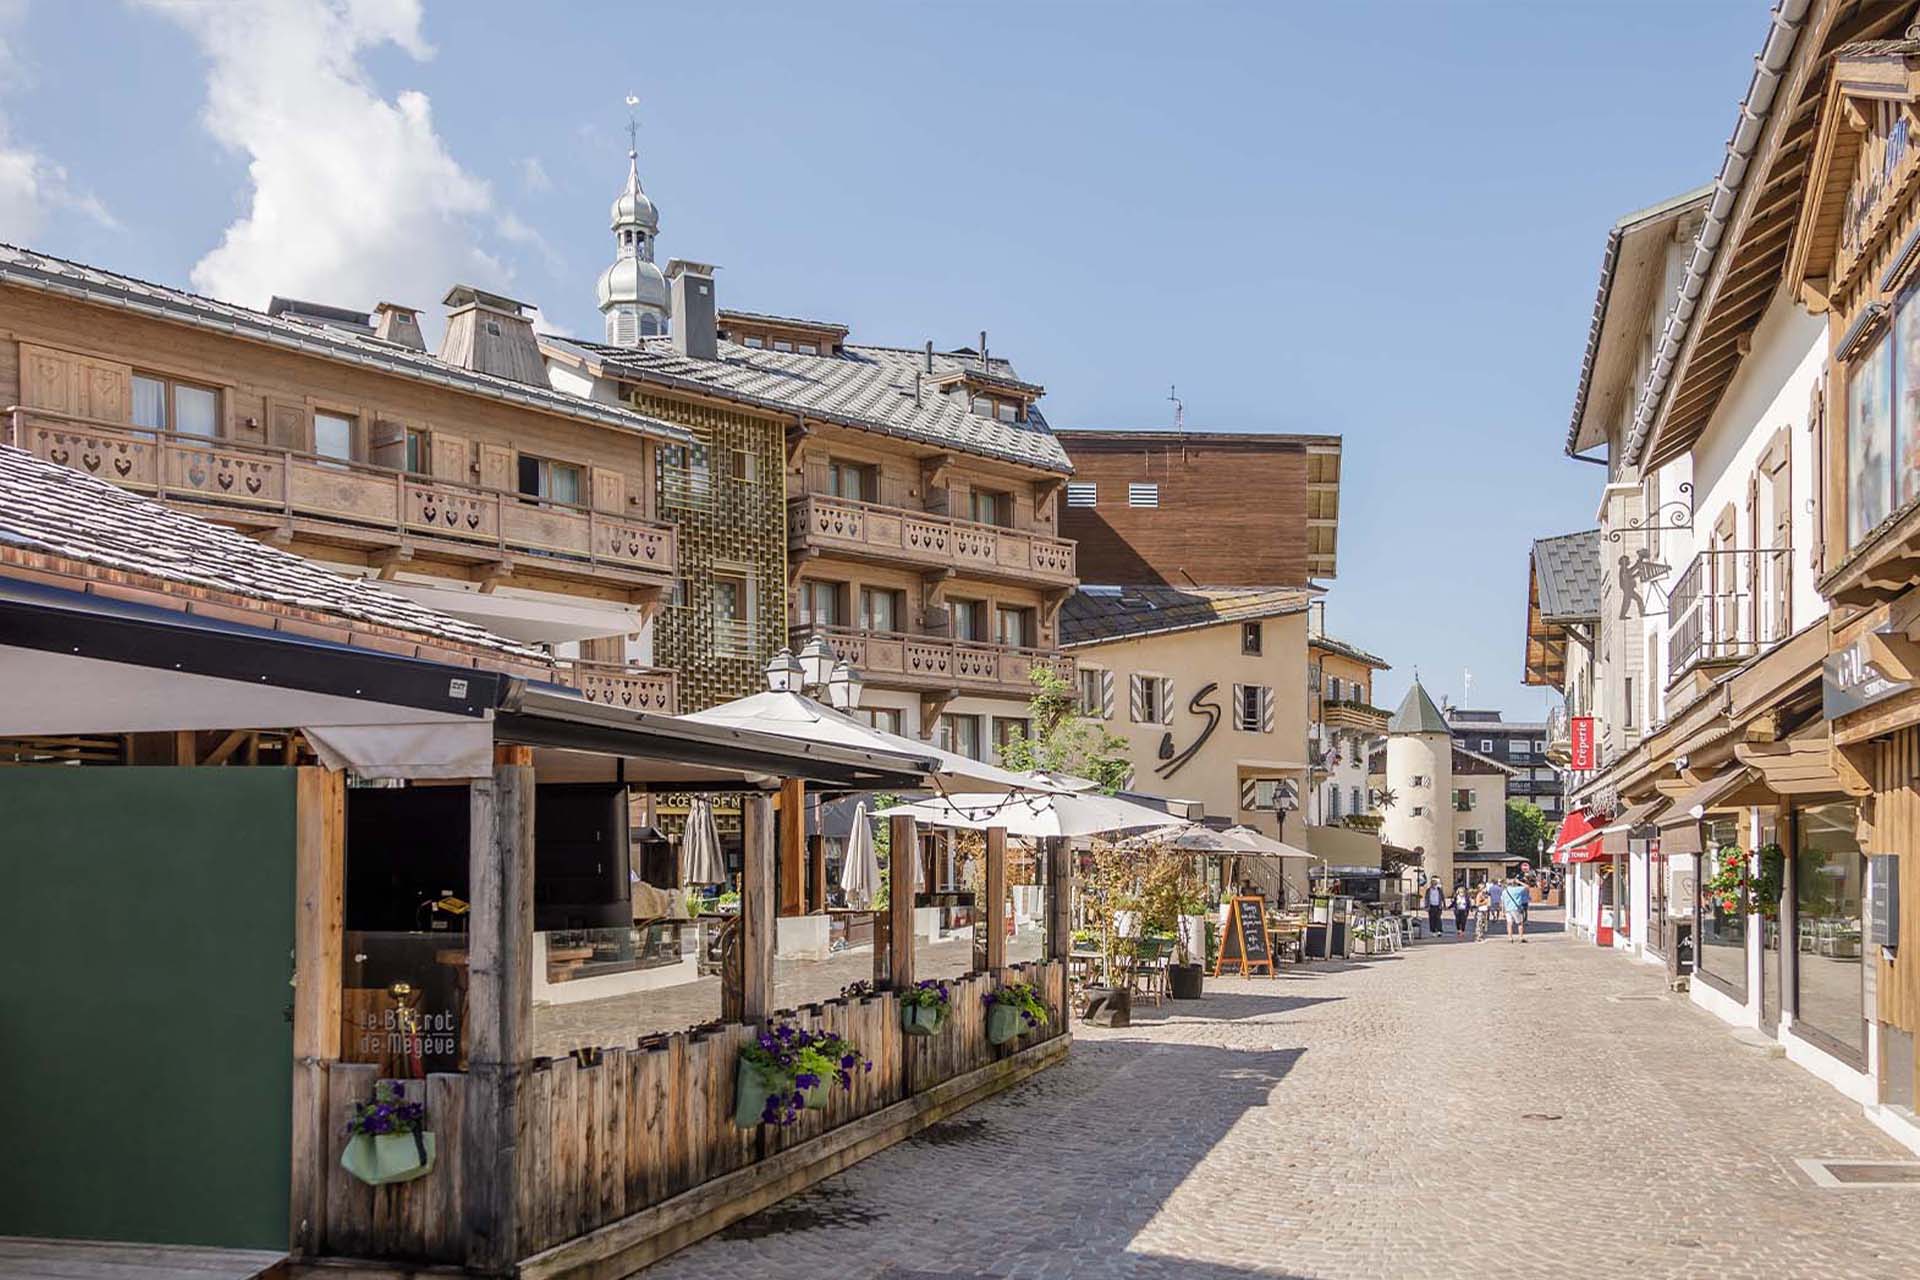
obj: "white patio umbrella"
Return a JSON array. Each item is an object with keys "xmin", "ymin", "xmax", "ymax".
[
  {"xmin": 875, "ymin": 789, "xmax": 1174, "ymax": 840},
  {"xmin": 838, "ymin": 801, "xmax": 881, "ymax": 909},
  {"xmin": 679, "ymin": 796, "xmax": 728, "ymax": 887},
  {"xmin": 1218, "ymin": 825, "xmax": 1318, "ymax": 861},
  {"xmin": 683, "ymin": 690, "xmax": 1048, "ymax": 794}
]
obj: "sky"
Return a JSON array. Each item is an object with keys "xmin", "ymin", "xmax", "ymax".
[{"xmin": 0, "ymin": 0, "xmax": 1769, "ymax": 719}]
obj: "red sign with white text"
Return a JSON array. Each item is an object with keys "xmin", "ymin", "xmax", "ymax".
[{"xmin": 1569, "ymin": 716, "xmax": 1595, "ymax": 771}]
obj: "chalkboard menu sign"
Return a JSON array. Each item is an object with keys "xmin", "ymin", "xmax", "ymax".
[{"xmin": 1213, "ymin": 894, "xmax": 1275, "ymax": 977}]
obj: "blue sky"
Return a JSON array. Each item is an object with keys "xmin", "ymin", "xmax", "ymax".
[{"xmin": 0, "ymin": 0, "xmax": 1766, "ymax": 717}]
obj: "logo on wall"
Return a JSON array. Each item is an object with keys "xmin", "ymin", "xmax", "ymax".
[
  {"xmin": 1569, "ymin": 716, "xmax": 1596, "ymax": 771},
  {"xmin": 1608, "ymin": 481, "xmax": 1691, "ymax": 618},
  {"xmin": 1154, "ymin": 682, "xmax": 1220, "ymax": 780}
]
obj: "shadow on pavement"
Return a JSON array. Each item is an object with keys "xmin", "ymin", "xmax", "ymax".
[{"xmin": 1125, "ymin": 990, "xmax": 1344, "ymax": 1024}]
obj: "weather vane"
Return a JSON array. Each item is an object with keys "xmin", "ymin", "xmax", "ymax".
[{"xmin": 625, "ymin": 93, "xmax": 640, "ymax": 157}]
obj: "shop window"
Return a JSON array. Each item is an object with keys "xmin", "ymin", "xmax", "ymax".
[
  {"xmin": 1794, "ymin": 801, "xmax": 1866, "ymax": 1058},
  {"xmin": 1696, "ymin": 815, "xmax": 1747, "ymax": 1000}
]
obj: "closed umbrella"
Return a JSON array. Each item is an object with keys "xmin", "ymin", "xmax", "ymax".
[
  {"xmin": 839, "ymin": 801, "xmax": 881, "ymax": 909},
  {"xmin": 679, "ymin": 796, "xmax": 728, "ymax": 887}
]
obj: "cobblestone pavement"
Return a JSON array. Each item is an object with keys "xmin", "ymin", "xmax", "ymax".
[{"xmin": 647, "ymin": 907, "xmax": 1920, "ymax": 1279}]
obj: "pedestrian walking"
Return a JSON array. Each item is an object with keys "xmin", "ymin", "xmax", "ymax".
[
  {"xmin": 1424, "ymin": 880, "xmax": 1445, "ymax": 937},
  {"xmin": 1451, "ymin": 885, "xmax": 1470, "ymax": 939},
  {"xmin": 1502, "ymin": 877, "xmax": 1529, "ymax": 942},
  {"xmin": 1473, "ymin": 881, "xmax": 1493, "ymax": 942}
]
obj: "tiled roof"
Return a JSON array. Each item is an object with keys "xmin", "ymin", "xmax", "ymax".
[
  {"xmin": 0, "ymin": 444, "xmax": 546, "ymax": 662},
  {"xmin": 1452, "ymin": 745, "xmax": 1517, "ymax": 776},
  {"xmin": 1310, "ymin": 631, "xmax": 1389, "ymax": 669},
  {"xmin": 0, "ymin": 243, "xmax": 691, "ymax": 445},
  {"xmin": 1060, "ymin": 586, "xmax": 1311, "ymax": 646},
  {"xmin": 546, "ymin": 335, "xmax": 1072, "ymax": 473},
  {"xmin": 1532, "ymin": 529, "xmax": 1602, "ymax": 620},
  {"xmin": 1387, "ymin": 680, "xmax": 1450, "ymax": 735}
]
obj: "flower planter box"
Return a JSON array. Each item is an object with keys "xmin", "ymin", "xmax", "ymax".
[
  {"xmin": 987, "ymin": 1002, "xmax": 1029, "ymax": 1045},
  {"xmin": 341, "ymin": 1131, "xmax": 436, "ymax": 1186},
  {"xmin": 901, "ymin": 1002, "xmax": 947, "ymax": 1036},
  {"xmin": 733, "ymin": 1058, "xmax": 786, "ymax": 1128}
]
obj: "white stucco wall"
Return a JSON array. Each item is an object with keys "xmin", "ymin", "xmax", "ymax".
[{"xmin": 1384, "ymin": 731, "xmax": 1452, "ymax": 886}]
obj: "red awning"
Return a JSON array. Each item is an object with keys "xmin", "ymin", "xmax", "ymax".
[
  {"xmin": 1563, "ymin": 829, "xmax": 1609, "ymax": 864},
  {"xmin": 1550, "ymin": 809, "xmax": 1599, "ymax": 866}
]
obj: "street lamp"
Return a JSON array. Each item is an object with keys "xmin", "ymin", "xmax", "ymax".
[
  {"xmin": 763, "ymin": 647, "xmax": 803, "ymax": 693},
  {"xmin": 798, "ymin": 633, "xmax": 836, "ymax": 690},
  {"xmin": 826, "ymin": 659, "xmax": 864, "ymax": 711}
]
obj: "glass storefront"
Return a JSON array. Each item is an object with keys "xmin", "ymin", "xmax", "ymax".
[
  {"xmin": 1696, "ymin": 816, "xmax": 1747, "ymax": 1000},
  {"xmin": 1793, "ymin": 801, "xmax": 1866, "ymax": 1058}
]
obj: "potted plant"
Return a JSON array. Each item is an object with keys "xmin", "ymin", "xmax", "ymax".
[
  {"xmin": 340, "ymin": 1079, "xmax": 435, "ymax": 1186},
  {"xmin": 900, "ymin": 978, "xmax": 951, "ymax": 1035},
  {"xmin": 734, "ymin": 1020, "xmax": 871, "ymax": 1127},
  {"xmin": 985, "ymin": 980, "xmax": 1051, "ymax": 1045},
  {"xmin": 1138, "ymin": 846, "xmax": 1207, "ymax": 999}
]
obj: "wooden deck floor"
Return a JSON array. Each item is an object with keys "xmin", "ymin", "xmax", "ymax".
[{"xmin": 0, "ymin": 1239, "xmax": 283, "ymax": 1280}]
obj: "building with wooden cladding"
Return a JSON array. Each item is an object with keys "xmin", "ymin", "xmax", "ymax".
[
  {"xmin": 1304, "ymin": 613, "xmax": 1391, "ymax": 837},
  {"xmin": 0, "ymin": 242, "xmax": 691, "ymax": 715},
  {"xmin": 1055, "ymin": 429, "xmax": 1341, "ymax": 588}
]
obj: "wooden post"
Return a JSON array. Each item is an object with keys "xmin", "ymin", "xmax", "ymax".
[
  {"xmin": 808, "ymin": 834, "xmax": 828, "ymax": 914},
  {"xmin": 464, "ymin": 765, "xmax": 534, "ymax": 1273},
  {"xmin": 290, "ymin": 767, "xmax": 344, "ymax": 1256},
  {"xmin": 777, "ymin": 777, "xmax": 805, "ymax": 917},
  {"xmin": 985, "ymin": 826, "xmax": 1007, "ymax": 975},
  {"xmin": 1045, "ymin": 836, "xmax": 1071, "ymax": 963},
  {"xmin": 889, "ymin": 815, "xmax": 917, "ymax": 991},
  {"xmin": 740, "ymin": 790, "xmax": 776, "ymax": 1021}
]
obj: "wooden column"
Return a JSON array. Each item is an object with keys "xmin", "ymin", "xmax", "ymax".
[
  {"xmin": 777, "ymin": 777, "xmax": 806, "ymax": 917},
  {"xmin": 740, "ymin": 790, "xmax": 776, "ymax": 1021},
  {"xmin": 289, "ymin": 767, "xmax": 344, "ymax": 1256},
  {"xmin": 889, "ymin": 814, "xmax": 917, "ymax": 990},
  {"xmin": 1045, "ymin": 836, "xmax": 1071, "ymax": 963},
  {"xmin": 984, "ymin": 826, "xmax": 1008, "ymax": 975},
  {"xmin": 808, "ymin": 834, "xmax": 828, "ymax": 913},
  {"xmin": 464, "ymin": 765, "xmax": 534, "ymax": 1273}
]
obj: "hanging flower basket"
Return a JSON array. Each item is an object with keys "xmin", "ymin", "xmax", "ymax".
[
  {"xmin": 899, "ymin": 979, "xmax": 951, "ymax": 1036},
  {"xmin": 733, "ymin": 1020, "xmax": 871, "ymax": 1128},
  {"xmin": 341, "ymin": 1081, "xmax": 435, "ymax": 1186},
  {"xmin": 984, "ymin": 980, "xmax": 1050, "ymax": 1046}
]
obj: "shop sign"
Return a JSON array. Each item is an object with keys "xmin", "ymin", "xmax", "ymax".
[
  {"xmin": 1569, "ymin": 716, "xmax": 1596, "ymax": 770},
  {"xmin": 1822, "ymin": 634, "xmax": 1914, "ymax": 719},
  {"xmin": 1869, "ymin": 853, "xmax": 1900, "ymax": 950}
]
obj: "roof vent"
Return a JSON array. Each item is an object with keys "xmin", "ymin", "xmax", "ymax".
[
  {"xmin": 372, "ymin": 302, "xmax": 426, "ymax": 351},
  {"xmin": 437, "ymin": 285, "xmax": 546, "ymax": 385}
]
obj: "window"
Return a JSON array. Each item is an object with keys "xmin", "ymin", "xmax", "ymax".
[
  {"xmin": 993, "ymin": 717, "xmax": 1030, "ymax": 756},
  {"xmin": 949, "ymin": 598, "xmax": 987, "ymax": 641},
  {"xmin": 1131, "ymin": 674, "xmax": 1172, "ymax": 724},
  {"xmin": 797, "ymin": 342, "xmax": 819, "ymax": 356},
  {"xmin": 132, "ymin": 372, "xmax": 221, "ymax": 439},
  {"xmin": 995, "ymin": 605, "xmax": 1036, "ymax": 649},
  {"xmin": 404, "ymin": 429, "xmax": 430, "ymax": 476},
  {"xmin": 1508, "ymin": 738, "xmax": 1526, "ymax": 758},
  {"xmin": 1848, "ymin": 325, "xmax": 1896, "ymax": 547},
  {"xmin": 1232, "ymin": 684, "xmax": 1270, "ymax": 731},
  {"xmin": 1078, "ymin": 668, "xmax": 1109, "ymax": 717},
  {"xmin": 1128, "ymin": 483, "xmax": 1159, "ymax": 508},
  {"xmin": 859, "ymin": 586, "xmax": 904, "ymax": 633},
  {"xmin": 1624, "ymin": 676, "xmax": 1636, "ymax": 729},
  {"xmin": 744, "ymin": 336, "xmax": 765, "ymax": 349},
  {"xmin": 1795, "ymin": 801, "xmax": 1865, "ymax": 1057},
  {"xmin": 314, "ymin": 410, "xmax": 356, "ymax": 464},
  {"xmin": 996, "ymin": 402, "xmax": 1018, "ymax": 424},
  {"xmin": 1410, "ymin": 805, "xmax": 1427, "ymax": 818},
  {"xmin": 799, "ymin": 580, "xmax": 846, "ymax": 628},
  {"xmin": 970, "ymin": 397, "xmax": 994, "ymax": 418},
  {"xmin": 1351, "ymin": 786, "xmax": 1363, "ymax": 814},
  {"xmin": 1242, "ymin": 622, "xmax": 1262, "ymax": 655},
  {"xmin": 730, "ymin": 450, "xmax": 759, "ymax": 484},
  {"xmin": 1696, "ymin": 815, "xmax": 1746, "ymax": 998},
  {"xmin": 1533, "ymin": 738, "xmax": 1546, "ymax": 752},
  {"xmin": 1481, "ymin": 738, "xmax": 1494, "ymax": 753},
  {"xmin": 773, "ymin": 339, "xmax": 794, "ymax": 353},
  {"xmin": 1065, "ymin": 482, "xmax": 1096, "ymax": 508},
  {"xmin": 518, "ymin": 453, "xmax": 582, "ymax": 505},
  {"xmin": 970, "ymin": 489, "xmax": 1013, "ymax": 527},
  {"xmin": 826, "ymin": 459, "xmax": 875, "ymax": 503},
  {"xmin": 1327, "ymin": 786, "xmax": 1342, "ymax": 820},
  {"xmin": 860, "ymin": 707, "xmax": 903, "ymax": 735},
  {"xmin": 712, "ymin": 572, "xmax": 752, "ymax": 657},
  {"xmin": 939, "ymin": 713, "xmax": 984, "ymax": 761},
  {"xmin": 1328, "ymin": 676, "xmax": 1343, "ymax": 702},
  {"xmin": 1453, "ymin": 788, "xmax": 1476, "ymax": 813},
  {"xmin": 1460, "ymin": 829, "xmax": 1483, "ymax": 852},
  {"xmin": 1410, "ymin": 775, "xmax": 1428, "ymax": 788}
]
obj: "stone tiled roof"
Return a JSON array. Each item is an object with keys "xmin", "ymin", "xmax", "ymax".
[
  {"xmin": 1532, "ymin": 529, "xmax": 1602, "ymax": 621},
  {"xmin": 1310, "ymin": 631, "xmax": 1389, "ymax": 669},
  {"xmin": 1452, "ymin": 745, "xmax": 1517, "ymax": 776},
  {"xmin": 1060, "ymin": 586, "xmax": 1311, "ymax": 646},
  {"xmin": 0, "ymin": 443, "xmax": 546, "ymax": 662},
  {"xmin": 547, "ymin": 335, "xmax": 1072, "ymax": 473},
  {"xmin": 1387, "ymin": 680, "xmax": 1450, "ymax": 735},
  {"xmin": 0, "ymin": 242, "xmax": 691, "ymax": 445}
]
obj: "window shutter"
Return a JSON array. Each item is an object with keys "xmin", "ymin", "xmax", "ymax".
[
  {"xmin": 18, "ymin": 344, "xmax": 80, "ymax": 415},
  {"xmin": 592, "ymin": 466, "xmax": 627, "ymax": 514},
  {"xmin": 1240, "ymin": 777, "xmax": 1258, "ymax": 810},
  {"xmin": 1809, "ymin": 374, "xmax": 1826, "ymax": 576},
  {"xmin": 1129, "ymin": 674, "xmax": 1146, "ymax": 722},
  {"xmin": 267, "ymin": 400, "xmax": 309, "ymax": 452},
  {"xmin": 73, "ymin": 355, "xmax": 132, "ymax": 424},
  {"xmin": 478, "ymin": 443, "xmax": 514, "ymax": 493},
  {"xmin": 1260, "ymin": 687, "xmax": 1275, "ymax": 733},
  {"xmin": 1160, "ymin": 677, "xmax": 1175, "ymax": 725},
  {"xmin": 430, "ymin": 429, "xmax": 470, "ymax": 483},
  {"xmin": 1099, "ymin": 670, "xmax": 1115, "ymax": 720},
  {"xmin": 369, "ymin": 418, "xmax": 408, "ymax": 470},
  {"xmin": 1232, "ymin": 683, "xmax": 1248, "ymax": 730}
]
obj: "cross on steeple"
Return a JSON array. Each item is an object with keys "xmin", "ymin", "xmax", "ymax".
[{"xmin": 625, "ymin": 93, "xmax": 640, "ymax": 158}]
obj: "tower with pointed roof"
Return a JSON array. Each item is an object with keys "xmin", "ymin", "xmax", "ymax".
[
  {"xmin": 597, "ymin": 120, "xmax": 669, "ymax": 345},
  {"xmin": 1382, "ymin": 676, "xmax": 1455, "ymax": 890}
]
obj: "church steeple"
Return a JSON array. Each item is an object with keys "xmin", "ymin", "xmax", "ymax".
[{"xmin": 596, "ymin": 101, "xmax": 669, "ymax": 345}]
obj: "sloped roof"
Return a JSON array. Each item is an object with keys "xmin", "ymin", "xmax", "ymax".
[
  {"xmin": 1387, "ymin": 680, "xmax": 1450, "ymax": 735},
  {"xmin": 0, "ymin": 444, "xmax": 545, "ymax": 662},
  {"xmin": 1532, "ymin": 529, "xmax": 1602, "ymax": 621},
  {"xmin": 545, "ymin": 334, "xmax": 1072, "ymax": 473},
  {"xmin": 1061, "ymin": 586, "xmax": 1312, "ymax": 647},
  {"xmin": 1452, "ymin": 745, "xmax": 1517, "ymax": 776},
  {"xmin": 0, "ymin": 242, "xmax": 691, "ymax": 445},
  {"xmin": 1310, "ymin": 631, "xmax": 1389, "ymax": 669}
]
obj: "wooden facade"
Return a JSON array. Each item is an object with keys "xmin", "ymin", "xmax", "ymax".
[{"xmin": 1057, "ymin": 430, "xmax": 1339, "ymax": 587}]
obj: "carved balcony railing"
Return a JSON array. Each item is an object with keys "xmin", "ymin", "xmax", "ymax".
[
  {"xmin": 6, "ymin": 409, "xmax": 677, "ymax": 585},
  {"xmin": 796, "ymin": 625, "xmax": 1074, "ymax": 697},
  {"xmin": 1667, "ymin": 546, "xmax": 1792, "ymax": 681},
  {"xmin": 553, "ymin": 659, "xmax": 677, "ymax": 715},
  {"xmin": 1320, "ymin": 697, "xmax": 1389, "ymax": 733},
  {"xmin": 787, "ymin": 494, "xmax": 1076, "ymax": 588}
]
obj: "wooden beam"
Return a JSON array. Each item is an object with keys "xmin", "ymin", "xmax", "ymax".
[
  {"xmin": 173, "ymin": 729, "xmax": 198, "ymax": 766},
  {"xmin": 888, "ymin": 815, "xmax": 917, "ymax": 991},
  {"xmin": 289, "ymin": 767, "xmax": 345, "ymax": 1257},
  {"xmin": 807, "ymin": 834, "xmax": 827, "ymax": 914},
  {"xmin": 464, "ymin": 764, "xmax": 534, "ymax": 1273},
  {"xmin": 777, "ymin": 778, "xmax": 806, "ymax": 918},
  {"xmin": 984, "ymin": 826, "xmax": 1007, "ymax": 975},
  {"xmin": 740, "ymin": 791, "xmax": 775, "ymax": 1021},
  {"xmin": 202, "ymin": 728, "xmax": 251, "ymax": 767},
  {"xmin": 1045, "ymin": 836, "xmax": 1071, "ymax": 963}
]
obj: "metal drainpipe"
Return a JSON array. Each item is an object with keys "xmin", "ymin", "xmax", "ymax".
[{"xmin": 1628, "ymin": 0, "xmax": 1810, "ymax": 467}]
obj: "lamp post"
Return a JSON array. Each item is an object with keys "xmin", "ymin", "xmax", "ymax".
[
  {"xmin": 763, "ymin": 648, "xmax": 804, "ymax": 693},
  {"xmin": 767, "ymin": 634, "xmax": 864, "ymax": 710}
]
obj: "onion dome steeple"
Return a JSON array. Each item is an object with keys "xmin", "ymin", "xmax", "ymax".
[{"xmin": 596, "ymin": 103, "xmax": 669, "ymax": 345}]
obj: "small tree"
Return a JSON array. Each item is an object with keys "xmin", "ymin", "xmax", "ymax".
[
  {"xmin": 1506, "ymin": 798, "xmax": 1551, "ymax": 863},
  {"xmin": 996, "ymin": 666, "xmax": 1133, "ymax": 793}
]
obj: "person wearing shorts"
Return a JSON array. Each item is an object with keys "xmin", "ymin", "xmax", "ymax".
[{"xmin": 1502, "ymin": 879, "xmax": 1529, "ymax": 941}]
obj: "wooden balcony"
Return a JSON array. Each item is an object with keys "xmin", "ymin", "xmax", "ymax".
[
  {"xmin": 787, "ymin": 494, "xmax": 1075, "ymax": 588},
  {"xmin": 797, "ymin": 625, "xmax": 1074, "ymax": 699},
  {"xmin": 1320, "ymin": 698, "xmax": 1389, "ymax": 733},
  {"xmin": 7, "ymin": 410, "xmax": 677, "ymax": 590},
  {"xmin": 1667, "ymin": 546, "xmax": 1791, "ymax": 689},
  {"xmin": 554, "ymin": 659, "xmax": 676, "ymax": 714}
]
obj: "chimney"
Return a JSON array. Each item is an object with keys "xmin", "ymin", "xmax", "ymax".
[
  {"xmin": 978, "ymin": 330, "xmax": 988, "ymax": 370},
  {"xmin": 437, "ymin": 285, "xmax": 546, "ymax": 385},
  {"xmin": 924, "ymin": 340, "xmax": 934, "ymax": 374},
  {"xmin": 666, "ymin": 259, "xmax": 718, "ymax": 361},
  {"xmin": 372, "ymin": 302, "xmax": 426, "ymax": 351}
]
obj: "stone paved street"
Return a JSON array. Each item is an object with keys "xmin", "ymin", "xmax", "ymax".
[{"xmin": 649, "ymin": 908, "xmax": 1920, "ymax": 1279}]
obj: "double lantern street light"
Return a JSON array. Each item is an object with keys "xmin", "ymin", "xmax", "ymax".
[{"xmin": 764, "ymin": 632, "xmax": 865, "ymax": 711}]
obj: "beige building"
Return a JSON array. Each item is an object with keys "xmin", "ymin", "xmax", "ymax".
[{"xmin": 1060, "ymin": 588, "xmax": 1312, "ymax": 867}]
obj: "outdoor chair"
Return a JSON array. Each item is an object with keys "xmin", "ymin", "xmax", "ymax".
[{"xmin": 1123, "ymin": 937, "xmax": 1173, "ymax": 1007}]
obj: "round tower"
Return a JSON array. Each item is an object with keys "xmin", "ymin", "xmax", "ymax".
[{"xmin": 1382, "ymin": 677, "xmax": 1455, "ymax": 891}]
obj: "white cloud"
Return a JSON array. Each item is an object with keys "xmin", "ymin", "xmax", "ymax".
[
  {"xmin": 137, "ymin": 0, "xmax": 508, "ymax": 315},
  {"xmin": 519, "ymin": 156, "xmax": 551, "ymax": 193},
  {"xmin": 0, "ymin": 1, "xmax": 116, "ymax": 242}
]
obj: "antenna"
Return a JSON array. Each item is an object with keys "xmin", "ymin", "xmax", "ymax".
[{"xmin": 1169, "ymin": 384, "xmax": 1186, "ymax": 461}]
